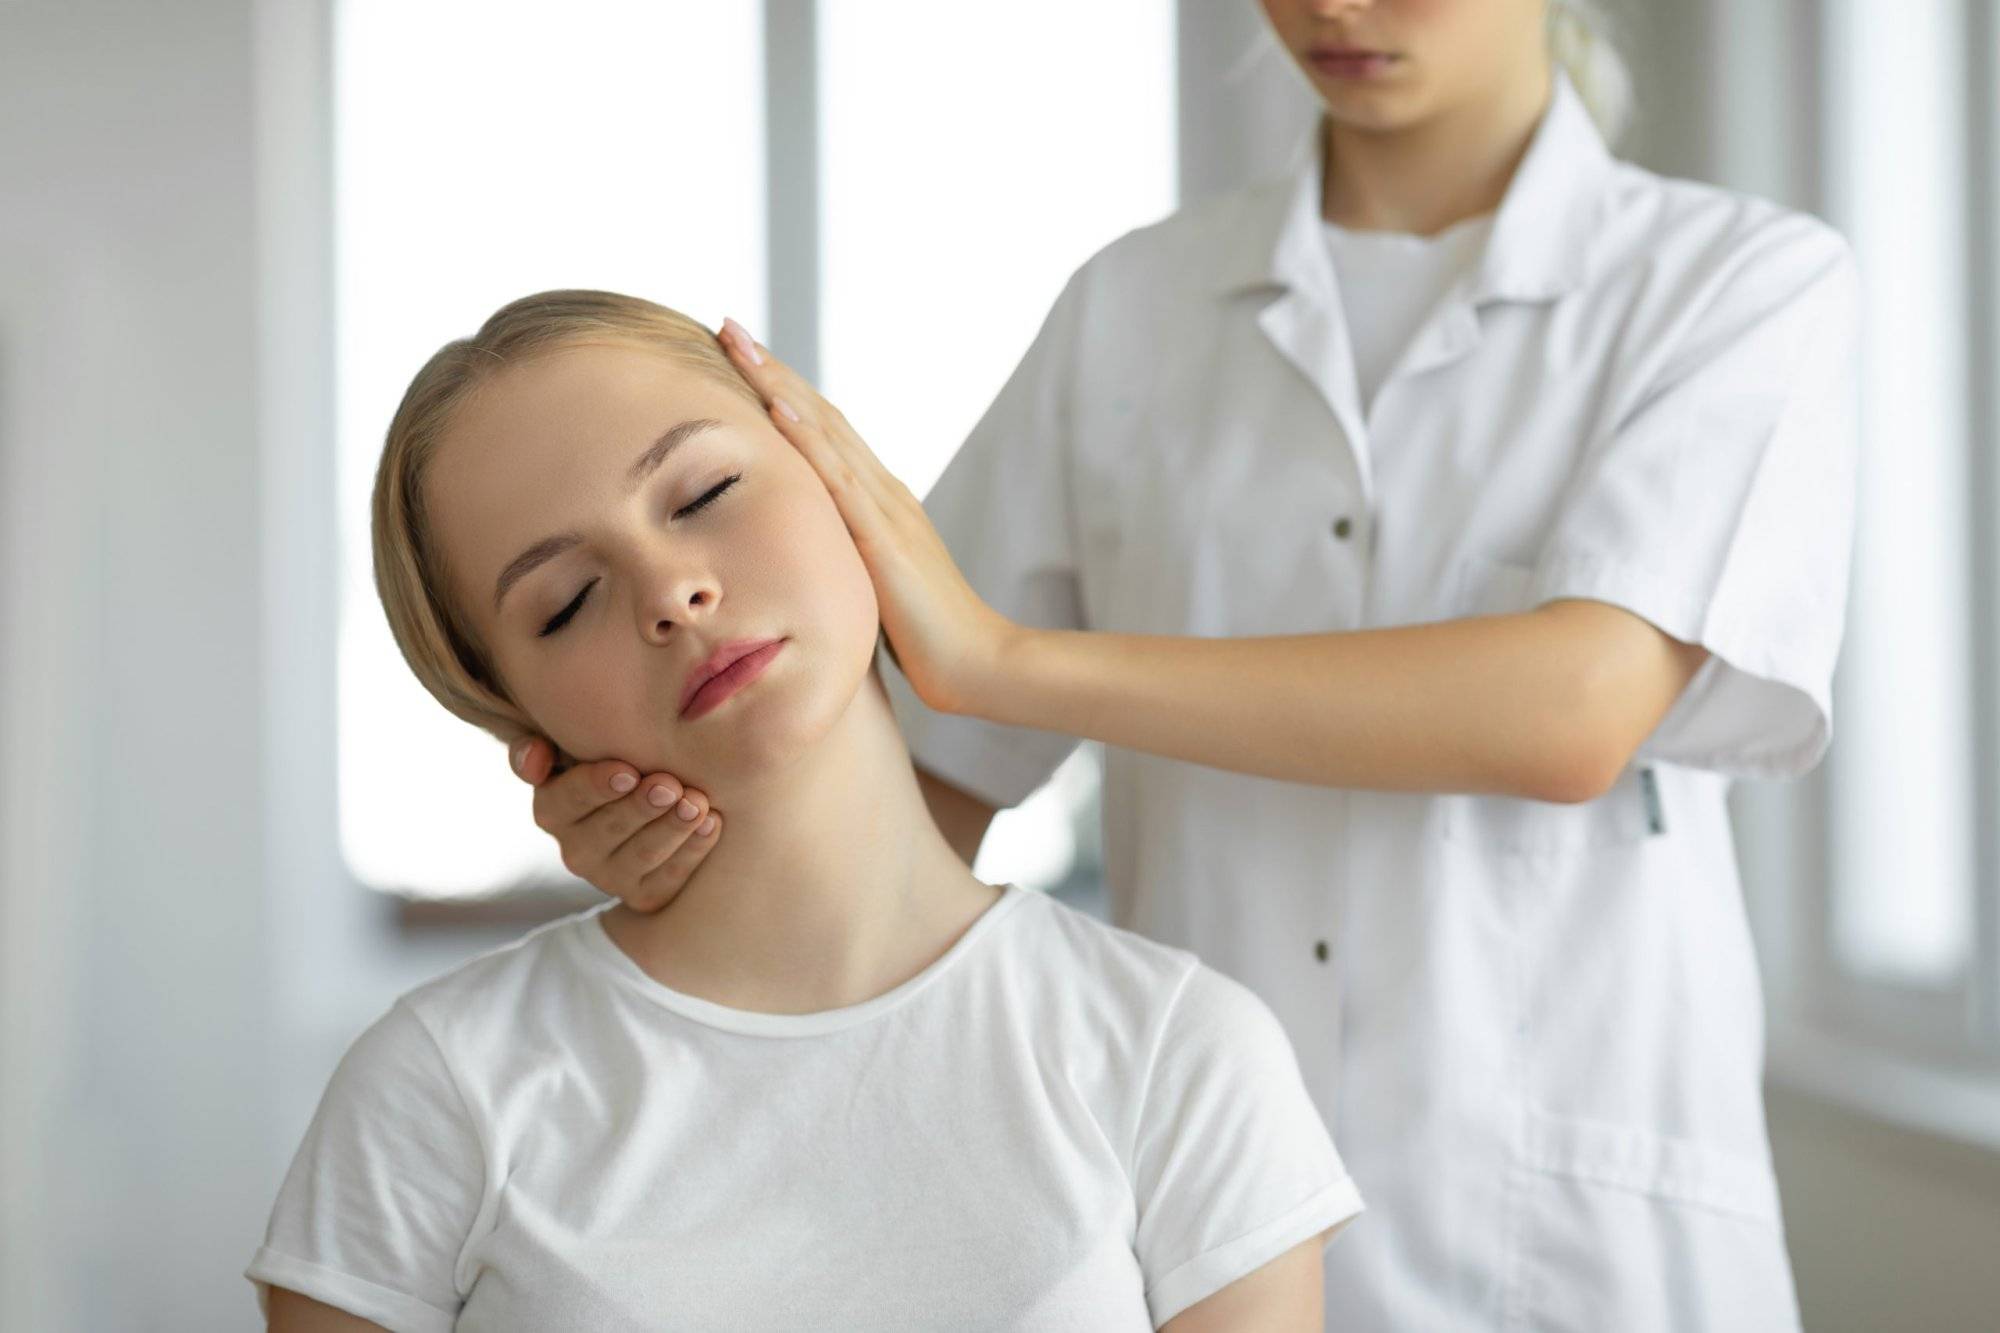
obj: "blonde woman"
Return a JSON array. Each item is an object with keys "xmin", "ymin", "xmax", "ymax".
[
  {"xmin": 517, "ymin": 1, "xmax": 1859, "ymax": 1327},
  {"xmin": 246, "ymin": 292, "xmax": 1364, "ymax": 1331}
]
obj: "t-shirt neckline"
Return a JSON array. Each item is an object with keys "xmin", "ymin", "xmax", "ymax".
[
  {"xmin": 1323, "ymin": 209, "xmax": 1495, "ymax": 249},
  {"xmin": 566, "ymin": 882, "xmax": 1027, "ymax": 1038}
]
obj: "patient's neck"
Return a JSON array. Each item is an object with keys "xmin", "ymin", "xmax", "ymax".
[{"xmin": 596, "ymin": 671, "xmax": 997, "ymax": 1014}]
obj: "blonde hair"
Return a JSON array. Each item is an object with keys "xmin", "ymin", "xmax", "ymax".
[
  {"xmin": 1547, "ymin": 0, "xmax": 1633, "ymax": 147},
  {"xmin": 370, "ymin": 289, "xmax": 760, "ymax": 759}
]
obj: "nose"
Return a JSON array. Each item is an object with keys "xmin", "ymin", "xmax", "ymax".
[{"xmin": 635, "ymin": 560, "xmax": 721, "ymax": 644}]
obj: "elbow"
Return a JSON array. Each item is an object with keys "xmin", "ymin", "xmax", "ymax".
[
  {"xmin": 1527, "ymin": 737, "xmax": 1627, "ymax": 804},
  {"xmin": 1517, "ymin": 663, "xmax": 1637, "ymax": 805}
]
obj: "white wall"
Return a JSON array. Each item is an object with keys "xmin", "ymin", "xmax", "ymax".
[
  {"xmin": 0, "ymin": 3, "xmax": 275, "ymax": 1326},
  {"xmin": 0, "ymin": 3, "xmax": 525, "ymax": 1328}
]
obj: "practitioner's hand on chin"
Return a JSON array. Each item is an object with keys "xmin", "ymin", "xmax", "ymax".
[
  {"xmin": 717, "ymin": 317, "xmax": 1016, "ymax": 717},
  {"xmin": 509, "ymin": 735, "xmax": 723, "ymax": 913}
]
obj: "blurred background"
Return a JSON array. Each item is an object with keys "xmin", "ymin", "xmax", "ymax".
[{"xmin": 3, "ymin": 1, "xmax": 1998, "ymax": 1328}]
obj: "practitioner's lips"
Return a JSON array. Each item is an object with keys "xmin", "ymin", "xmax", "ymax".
[
  {"xmin": 680, "ymin": 637, "xmax": 787, "ymax": 719},
  {"xmin": 1306, "ymin": 46, "xmax": 1400, "ymax": 79}
]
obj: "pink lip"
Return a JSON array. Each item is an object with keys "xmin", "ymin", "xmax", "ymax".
[
  {"xmin": 679, "ymin": 638, "xmax": 786, "ymax": 719},
  {"xmin": 1307, "ymin": 49, "xmax": 1398, "ymax": 78}
]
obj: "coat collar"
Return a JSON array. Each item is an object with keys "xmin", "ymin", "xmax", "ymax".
[{"xmin": 1214, "ymin": 67, "xmax": 1616, "ymax": 307}]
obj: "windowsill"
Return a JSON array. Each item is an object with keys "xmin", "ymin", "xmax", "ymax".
[
  {"xmin": 1766, "ymin": 1016, "xmax": 2000, "ymax": 1159},
  {"xmin": 388, "ymin": 881, "xmax": 604, "ymax": 931}
]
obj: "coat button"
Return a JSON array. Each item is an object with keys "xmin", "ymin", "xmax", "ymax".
[
  {"xmin": 1332, "ymin": 516, "xmax": 1354, "ymax": 540},
  {"xmin": 1314, "ymin": 940, "xmax": 1330, "ymax": 963}
]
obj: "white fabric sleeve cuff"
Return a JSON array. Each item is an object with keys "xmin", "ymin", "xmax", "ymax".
[
  {"xmin": 1527, "ymin": 552, "xmax": 1834, "ymax": 779},
  {"xmin": 1144, "ymin": 1175, "xmax": 1365, "ymax": 1327},
  {"xmin": 246, "ymin": 1247, "xmax": 458, "ymax": 1333}
]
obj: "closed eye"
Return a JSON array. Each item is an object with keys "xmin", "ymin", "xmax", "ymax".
[
  {"xmin": 675, "ymin": 473, "xmax": 741, "ymax": 518},
  {"xmin": 539, "ymin": 579, "xmax": 596, "ymax": 638},
  {"xmin": 536, "ymin": 474, "xmax": 743, "ymax": 638}
]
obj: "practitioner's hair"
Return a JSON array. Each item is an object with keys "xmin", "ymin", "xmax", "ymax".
[
  {"xmin": 370, "ymin": 289, "xmax": 760, "ymax": 755},
  {"xmin": 1547, "ymin": 0, "xmax": 1633, "ymax": 146}
]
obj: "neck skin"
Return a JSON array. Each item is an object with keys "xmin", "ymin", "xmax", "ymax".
[
  {"xmin": 596, "ymin": 667, "xmax": 997, "ymax": 1015},
  {"xmin": 1320, "ymin": 52, "xmax": 1554, "ymax": 235}
]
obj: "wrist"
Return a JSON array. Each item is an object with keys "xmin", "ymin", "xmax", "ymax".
[{"xmin": 957, "ymin": 615, "xmax": 1033, "ymax": 722}]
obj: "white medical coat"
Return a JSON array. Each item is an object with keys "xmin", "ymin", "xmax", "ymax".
[{"xmin": 883, "ymin": 69, "xmax": 1859, "ymax": 1331}]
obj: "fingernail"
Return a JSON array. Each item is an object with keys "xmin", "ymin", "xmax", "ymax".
[
  {"xmin": 724, "ymin": 318, "xmax": 763, "ymax": 366},
  {"xmin": 510, "ymin": 738, "xmax": 529, "ymax": 771},
  {"xmin": 697, "ymin": 815, "xmax": 717, "ymax": 836},
  {"xmin": 677, "ymin": 799, "xmax": 701, "ymax": 821},
  {"xmin": 648, "ymin": 785, "xmax": 676, "ymax": 807},
  {"xmin": 610, "ymin": 771, "xmax": 637, "ymax": 794},
  {"xmin": 772, "ymin": 398, "xmax": 799, "ymax": 423}
]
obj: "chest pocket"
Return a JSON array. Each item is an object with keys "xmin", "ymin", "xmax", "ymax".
[{"xmin": 1440, "ymin": 554, "xmax": 1663, "ymax": 858}]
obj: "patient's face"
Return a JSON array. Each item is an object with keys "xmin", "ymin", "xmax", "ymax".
[{"xmin": 428, "ymin": 338, "xmax": 880, "ymax": 785}]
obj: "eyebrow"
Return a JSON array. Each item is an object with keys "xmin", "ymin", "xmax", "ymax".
[{"xmin": 491, "ymin": 417, "xmax": 724, "ymax": 612}]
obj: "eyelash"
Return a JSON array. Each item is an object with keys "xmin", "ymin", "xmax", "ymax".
[
  {"xmin": 676, "ymin": 472, "xmax": 741, "ymax": 519},
  {"xmin": 537, "ymin": 473, "xmax": 742, "ymax": 638}
]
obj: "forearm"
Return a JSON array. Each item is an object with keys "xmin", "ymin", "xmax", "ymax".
[
  {"xmin": 972, "ymin": 604, "xmax": 1673, "ymax": 800},
  {"xmin": 916, "ymin": 766, "xmax": 997, "ymax": 867}
]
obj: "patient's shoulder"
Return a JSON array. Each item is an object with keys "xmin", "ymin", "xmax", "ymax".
[
  {"xmin": 385, "ymin": 906, "xmax": 602, "ymax": 1054},
  {"xmin": 1000, "ymin": 890, "xmax": 1305, "ymax": 1074},
  {"xmin": 1003, "ymin": 886, "xmax": 1204, "ymax": 1005}
]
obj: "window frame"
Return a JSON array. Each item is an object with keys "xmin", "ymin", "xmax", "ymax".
[{"xmin": 1968, "ymin": 0, "xmax": 2000, "ymax": 1061}]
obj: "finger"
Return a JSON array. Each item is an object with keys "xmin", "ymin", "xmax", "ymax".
[
  {"xmin": 717, "ymin": 318, "xmax": 903, "ymax": 505},
  {"xmin": 769, "ymin": 398, "xmax": 875, "ymax": 513},
  {"xmin": 531, "ymin": 757, "xmax": 644, "ymax": 835},
  {"xmin": 720, "ymin": 320, "xmax": 876, "ymax": 474},
  {"xmin": 772, "ymin": 388, "xmax": 904, "ymax": 521},
  {"xmin": 722, "ymin": 327, "xmax": 883, "ymax": 482},
  {"xmin": 570, "ymin": 772, "xmax": 687, "ymax": 852},
  {"xmin": 586, "ymin": 787, "xmax": 707, "ymax": 899},
  {"xmin": 718, "ymin": 321, "xmax": 855, "ymax": 462},
  {"xmin": 751, "ymin": 390, "xmax": 895, "ymax": 537},
  {"xmin": 510, "ymin": 735, "xmax": 557, "ymax": 786},
  {"xmin": 667, "ymin": 786, "xmax": 710, "ymax": 828},
  {"xmin": 630, "ymin": 811, "xmax": 722, "ymax": 912},
  {"xmin": 715, "ymin": 322, "xmax": 913, "ymax": 560},
  {"xmin": 720, "ymin": 317, "xmax": 815, "ymax": 404}
]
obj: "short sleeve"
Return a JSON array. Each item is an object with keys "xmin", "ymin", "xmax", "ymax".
[
  {"xmin": 883, "ymin": 266, "xmax": 1092, "ymax": 809},
  {"xmin": 1526, "ymin": 220, "xmax": 1862, "ymax": 779},
  {"xmin": 245, "ymin": 1000, "xmax": 486, "ymax": 1333},
  {"xmin": 1131, "ymin": 965, "xmax": 1363, "ymax": 1327}
]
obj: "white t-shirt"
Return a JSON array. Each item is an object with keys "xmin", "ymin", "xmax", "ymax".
[
  {"xmin": 1323, "ymin": 211, "xmax": 1494, "ymax": 415},
  {"xmin": 246, "ymin": 884, "xmax": 1362, "ymax": 1331}
]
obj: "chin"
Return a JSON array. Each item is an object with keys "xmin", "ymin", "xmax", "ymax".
[
  {"xmin": 673, "ymin": 640, "xmax": 875, "ymax": 787},
  {"xmin": 1320, "ymin": 88, "xmax": 1427, "ymax": 133}
]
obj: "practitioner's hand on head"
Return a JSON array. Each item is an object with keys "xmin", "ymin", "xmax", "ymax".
[
  {"xmin": 716, "ymin": 317, "xmax": 1016, "ymax": 717},
  {"xmin": 508, "ymin": 735, "xmax": 723, "ymax": 914}
]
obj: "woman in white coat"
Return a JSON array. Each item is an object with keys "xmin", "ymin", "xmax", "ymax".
[{"xmin": 512, "ymin": 0, "xmax": 1858, "ymax": 1326}]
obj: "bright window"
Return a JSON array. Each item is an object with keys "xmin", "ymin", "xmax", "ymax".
[
  {"xmin": 1820, "ymin": 0, "xmax": 1977, "ymax": 989},
  {"xmin": 816, "ymin": 1, "xmax": 1175, "ymax": 897},
  {"xmin": 334, "ymin": 0, "xmax": 766, "ymax": 896},
  {"xmin": 334, "ymin": 2, "xmax": 1176, "ymax": 902},
  {"xmin": 815, "ymin": 0, "xmax": 1178, "ymax": 496}
]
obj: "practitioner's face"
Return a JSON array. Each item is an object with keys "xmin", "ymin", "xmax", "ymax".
[
  {"xmin": 428, "ymin": 339, "xmax": 881, "ymax": 787},
  {"xmin": 1257, "ymin": 0, "xmax": 1548, "ymax": 131}
]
